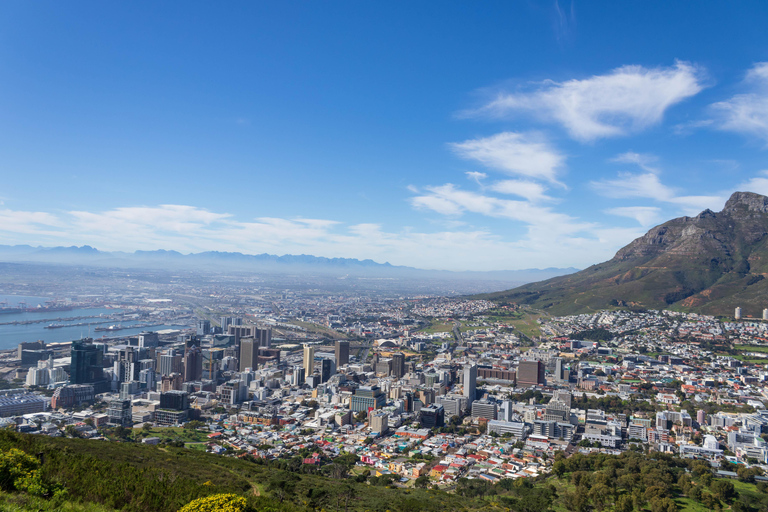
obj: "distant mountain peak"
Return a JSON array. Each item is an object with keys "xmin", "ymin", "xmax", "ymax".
[
  {"xmin": 482, "ymin": 190, "xmax": 768, "ymax": 315},
  {"xmin": 723, "ymin": 191, "xmax": 768, "ymax": 214}
]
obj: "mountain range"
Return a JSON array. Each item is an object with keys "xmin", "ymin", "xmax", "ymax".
[
  {"xmin": 0, "ymin": 243, "xmax": 577, "ymax": 292},
  {"xmin": 481, "ymin": 191, "xmax": 768, "ymax": 316}
]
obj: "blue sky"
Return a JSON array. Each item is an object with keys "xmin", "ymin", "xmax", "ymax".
[{"xmin": 1, "ymin": 1, "xmax": 768, "ymax": 271}]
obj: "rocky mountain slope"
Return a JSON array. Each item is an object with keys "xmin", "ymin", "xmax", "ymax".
[{"xmin": 481, "ymin": 191, "xmax": 768, "ymax": 316}]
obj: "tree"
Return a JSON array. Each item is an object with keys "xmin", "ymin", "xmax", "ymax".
[
  {"xmin": 415, "ymin": 475, "xmax": 430, "ymax": 488},
  {"xmin": 615, "ymin": 495, "xmax": 633, "ymax": 512},
  {"xmin": 711, "ymin": 479, "xmax": 736, "ymax": 502}
]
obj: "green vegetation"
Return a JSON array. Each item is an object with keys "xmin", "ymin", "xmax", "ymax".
[
  {"xmin": 132, "ymin": 426, "xmax": 210, "ymax": 443},
  {"xmin": 1, "ymin": 430, "xmax": 766, "ymax": 512}
]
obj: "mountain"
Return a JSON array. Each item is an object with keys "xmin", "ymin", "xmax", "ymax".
[
  {"xmin": 481, "ymin": 191, "xmax": 768, "ymax": 316},
  {"xmin": 0, "ymin": 244, "xmax": 577, "ymax": 293}
]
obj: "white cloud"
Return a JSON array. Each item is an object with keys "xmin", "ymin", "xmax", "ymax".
[
  {"xmin": 470, "ymin": 61, "xmax": 705, "ymax": 141},
  {"xmin": 711, "ymin": 62, "xmax": 768, "ymax": 144},
  {"xmin": 737, "ymin": 170, "xmax": 768, "ymax": 196},
  {"xmin": 605, "ymin": 206, "xmax": 662, "ymax": 226},
  {"xmin": 592, "ymin": 172, "xmax": 725, "ymax": 214},
  {"xmin": 465, "ymin": 171, "xmax": 488, "ymax": 185},
  {"xmin": 610, "ymin": 151, "xmax": 659, "ymax": 172},
  {"xmin": 449, "ymin": 132, "xmax": 565, "ymax": 184},
  {"xmin": 489, "ymin": 180, "xmax": 551, "ymax": 202}
]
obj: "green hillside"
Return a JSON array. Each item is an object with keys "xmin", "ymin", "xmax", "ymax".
[
  {"xmin": 480, "ymin": 192, "xmax": 768, "ymax": 316},
  {"xmin": 0, "ymin": 430, "xmax": 765, "ymax": 512}
]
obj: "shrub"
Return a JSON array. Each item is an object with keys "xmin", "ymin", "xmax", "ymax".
[{"xmin": 178, "ymin": 493, "xmax": 247, "ymax": 512}]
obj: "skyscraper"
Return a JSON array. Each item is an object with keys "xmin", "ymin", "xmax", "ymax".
[
  {"xmin": 392, "ymin": 352, "xmax": 405, "ymax": 378},
  {"xmin": 239, "ymin": 338, "xmax": 258, "ymax": 372},
  {"xmin": 464, "ymin": 363, "xmax": 477, "ymax": 404},
  {"xmin": 196, "ymin": 320, "xmax": 211, "ymax": 336},
  {"xmin": 554, "ymin": 357, "xmax": 565, "ymax": 382},
  {"xmin": 335, "ymin": 340, "xmax": 350, "ymax": 367},
  {"xmin": 184, "ymin": 345, "xmax": 203, "ymax": 382},
  {"xmin": 293, "ymin": 366, "xmax": 306, "ymax": 386},
  {"xmin": 303, "ymin": 344, "xmax": 315, "ymax": 377},
  {"xmin": 321, "ymin": 358, "xmax": 334, "ymax": 383},
  {"xmin": 254, "ymin": 328, "xmax": 272, "ymax": 348},
  {"xmin": 70, "ymin": 339, "xmax": 104, "ymax": 385}
]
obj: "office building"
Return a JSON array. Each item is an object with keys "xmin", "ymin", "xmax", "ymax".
[
  {"xmin": 321, "ymin": 358, "xmax": 334, "ymax": 383},
  {"xmin": 464, "ymin": 363, "xmax": 477, "ymax": 403},
  {"xmin": 158, "ymin": 354, "xmax": 183, "ymax": 376},
  {"xmin": 517, "ymin": 360, "xmax": 545, "ymax": 387},
  {"xmin": 370, "ymin": 411, "xmax": 389, "ymax": 435},
  {"xmin": 239, "ymin": 338, "xmax": 259, "ymax": 372},
  {"xmin": 138, "ymin": 331, "xmax": 159, "ymax": 349},
  {"xmin": 184, "ymin": 345, "xmax": 203, "ymax": 382},
  {"xmin": 350, "ymin": 386, "xmax": 386, "ymax": 412},
  {"xmin": 70, "ymin": 339, "xmax": 107, "ymax": 391},
  {"xmin": 196, "ymin": 319, "xmax": 211, "ymax": 336},
  {"xmin": 471, "ymin": 399, "xmax": 497, "ymax": 420},
  {"xmin": 254, "ymin": 328, "xmax": 271, "ymax": 348},
  {"xmin": 160, "ymin": 390, "xmax": 189, "ymax": 411},
  {"xmin": 50, "ymin": 384, "xmax": 94, "ymax": 409},
  {"xmin": 335, "ymin": 340, "xmax": 350, "ymax": 367},
  {"xmin": 106, "ymin": 398, "xmax": 132, "ymax": 427},
  {"xmin": 293, "ymin": 366, "xmax": 306, "ymax": 386},
  {"xmin": 303, "ymin": 344, "xmax": 315, "ymax": 377},
  {"xmin": 392, "ymin": 353, "xmax": 405, "ymax": 378},
  {"xmin": 419, "ymin": 405, "xmax": 445, "ymax": 429}
]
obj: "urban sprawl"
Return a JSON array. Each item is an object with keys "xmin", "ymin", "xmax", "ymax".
[{"xmin": 2, "ymin": 293, "xmax": 768, "ymax": 488}]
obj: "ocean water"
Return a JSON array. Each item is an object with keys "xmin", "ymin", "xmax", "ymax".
[{"xmin": 0, "ymin": 295, "xmax": 187, "ymax": 350}]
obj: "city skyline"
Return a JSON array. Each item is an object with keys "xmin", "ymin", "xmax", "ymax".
[{"xmin": 2, "ymin": 2, "xmax": 768, "ymax": 270}]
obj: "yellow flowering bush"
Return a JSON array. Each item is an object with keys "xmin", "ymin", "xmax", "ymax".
[
  {"xmin": 0, "ymin": 447, "xmax": 66, "ymax": 499},
  {"xmin": 178, "ymin": 493, "xmax": 247, "ymax": 512}
]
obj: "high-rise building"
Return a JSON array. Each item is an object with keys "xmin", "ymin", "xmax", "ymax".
[
  {"xmin": 239, "ymin": 338, "xmax": 259, "ymax": 372},
  {"xmin": 158, "ymin": 354, "xmax": 183, "ymax": 376},
  {"xmin": 106, "ymin": 398, "xmax": 132, "ymax": 427},
  {"xmin": 517, "ymin": 360, "xmax": 545, "ymax": 387},
  {"xmin": 321, "ymin": 358, "xmax": 334, "ymax": 383},
  {"xmin": 227, "ymin": 325, "xmax": 253, "ymax": 345},
  {"xmin": 197, "ymin": 320, "xmax": 211, "ymax": 336},
  {"xmin": 369, "ymin": 411, "xmax": 389, "ymax": 435},
  {"xmin": 350, "ymin": 385, "xmax": 386, "ymax": 412},
  {"xmin": 335, "ymin": 340, "xmax": 350, "ymax": 367},
  {"xmin": 303, "ymin": 344, "xmax": 315, "ymax": 377},
  {"xmin": 138, "ymin": 331, "xmax": 159, "ymax": 348},
  {"xmin": 254, "ymin": 328, "xmax": 272, "ymax": 348},
  {"xmin": 553, "ymin": 357, "xmax": 565, "ymax": 382},
  {"xmin": 419, "ymin": 404, "xmax": 445, "ymax": 429},
  {"xmin": 160, "ymin": 390, "xmax": 189, "ymax": 411},
  {"xmin": 293, "ymin": 366, "xmax": 306, "ymax": 386},
  {"xmin": 471, "ymin": 399, "xmax": 497, "ymax": 420},
  {"xmin": 70, "ymin": 339, "xmax": 105, "ymax": 386},
  {"xmin": 392, "ymin": 353, "xmax": 405, "ymax": 378},
  {"xmin": 464, "ymin": 364, "xmax": 477, "ymax": 403},
  {"xmin": 184, "ymin": 345, "xmax": 203, "ymax": 382}
]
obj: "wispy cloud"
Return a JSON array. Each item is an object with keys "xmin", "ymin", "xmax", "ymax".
[
  {"xmin": 467, "ymin": 61, "xmax": 706, "ymax": 142},
  {"xmin": 593, "ymin": 157, "xmax": 726, "ymax": 214},
  {"xmin": 0, "ymin": 203, "xmax": 614, "ymax": 270},
  {"xmin": 737, "ymin": 170, "xmax": 768, "ymax": 196},
  {"xmin": 605, "ymin": 206, "xmax": 662, "ymax": 226},
  {"xmin": 449, "ymin": 132, "xmax": 565, "ymax": 184},
  {"xmin": 711, "ymin": 62, "xmax": 768, "ymax": 144},
  {"xmin": 465, "ymin": 171, "xmax": 488, "ymax": 185},
  {"xmin": 489, "ymin": 179, "xmax": 551, "ymax": 202},
  {"xmin": 610, "ymin": 151, "xmax": 659, "ymax": 172},
  {"xmin": 552, "ymin": 0, "xmax": 576, "ymax": 43}
]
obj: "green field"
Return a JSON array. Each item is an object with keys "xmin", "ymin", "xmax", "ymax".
[
  {"xmin": 133, "ymin": 426, "xmax": 210, "ymax": 443},
  {"xmin": 734, "ymin": 344, "xmax": 768, "ymax": 353}
]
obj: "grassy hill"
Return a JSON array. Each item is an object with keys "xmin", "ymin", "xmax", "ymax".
[{"xmin": 0, "ymin": 430, "xmax": 765, "ymax": 512}]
